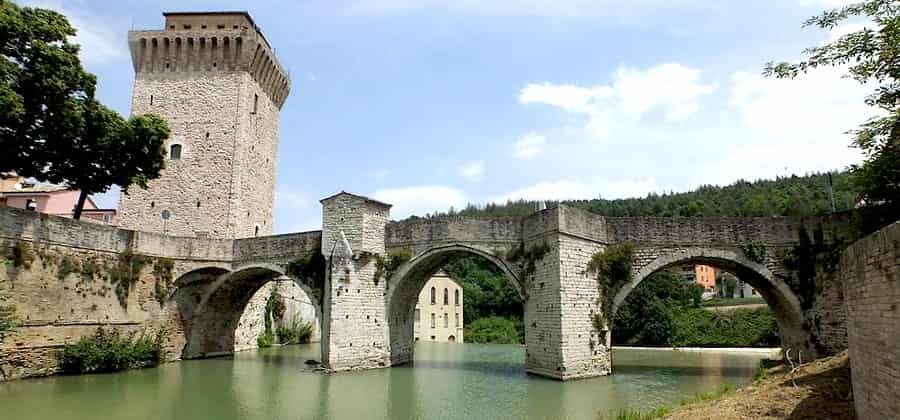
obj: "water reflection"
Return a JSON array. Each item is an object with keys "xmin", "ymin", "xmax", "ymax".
[{"xmin": 0, "ymin": 343, "xmax": 767, "ymax": 420}]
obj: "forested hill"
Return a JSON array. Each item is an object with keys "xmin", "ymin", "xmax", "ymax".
[{"xmin": 426, "ymin": 172, "xmax": 858, "ymax": 220}]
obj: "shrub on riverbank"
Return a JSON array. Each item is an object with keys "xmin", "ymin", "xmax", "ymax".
[
  {"xmin": 276, "ymin": 314, "xmax": 313, "ymax": 344},
  {"xmin": 464, "ymin": 316, "xmax": 520, "ymax": 344},
  {"xmin": 257, "ymin": 330, "xmax": 276, "ymax": 348},
  {"xmin": 59, "ymin": 328, "xmax": 161, "ymax": 374}
]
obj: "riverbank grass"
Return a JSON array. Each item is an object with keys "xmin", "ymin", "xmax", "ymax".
[{"xmin": 60, "ymin": 327, "xmax": 161, "ymax": 374}]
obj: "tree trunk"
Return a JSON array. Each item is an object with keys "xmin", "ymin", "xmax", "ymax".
[{"xmin": 72, "ymin": 190, "xmax": 89, "ymax": 220}]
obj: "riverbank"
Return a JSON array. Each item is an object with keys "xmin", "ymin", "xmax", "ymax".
[
  {"xmin": 663, "ymin": 351, "xmax": 854, "ymax": 419},
  {"xmin": 612, "ymin": 346, "xmax": 781, "ymax": 358}
]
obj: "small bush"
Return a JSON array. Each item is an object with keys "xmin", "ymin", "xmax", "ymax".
[
  {"xmin": 464, "ymin": 316, "xmax": 521, "ymax": 344},
  {"xmin": 277, "ymin": 314, "xmax": 313, "ymax": 344},
  {"xmin": 257, "ymin": 330, "xmax": 276, "ymax": 348},
  {"xmin": 60, "ymin": 327, "xmax": 161, "ymax": 374}
]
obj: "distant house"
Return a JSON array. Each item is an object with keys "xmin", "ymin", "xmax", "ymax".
[
  {"xmin": 0, "ymin": 173, "xmax": 116, "ymax": 225},
  {"xmin": 413, "ymin": 270, "xmax": 464, "ymax": 343}
]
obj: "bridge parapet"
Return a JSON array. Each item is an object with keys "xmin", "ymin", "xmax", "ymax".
[{"xmin": 233, "ymin": 230, "xmax": 322, "ymax": 265}]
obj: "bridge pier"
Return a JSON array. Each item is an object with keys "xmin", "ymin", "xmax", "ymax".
[{"xmin": 319, "ymin": 193, "xmax": 393, "ymax": 371}]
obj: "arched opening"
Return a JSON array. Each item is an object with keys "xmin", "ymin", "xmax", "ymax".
[
  {"xmin": 610, "ymin": 248, "xmax": 808, "ymax": 358},
  {"xmin": 386, "ymin": 244, "xmax": 524, "ymax": 366},
  {"xmin": 176, "ymin": 265, "xmax": 322, "ymax": 359}
]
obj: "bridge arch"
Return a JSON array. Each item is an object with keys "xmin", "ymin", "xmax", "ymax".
[
  {"xmin": 386, "ymin": 243, "xmax": 523, "ymax": 365},
  {"xmin": 610, "ymin": 247, "xmax": 810, "ymax": 356},
  {"xmin": 175, "ymin": 263, "xmax": 322, "ymax": 359}
]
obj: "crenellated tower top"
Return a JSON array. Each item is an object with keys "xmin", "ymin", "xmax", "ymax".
[{"xmin": 128, "ymin": 11, "xmax": 290, "ymax": 108}]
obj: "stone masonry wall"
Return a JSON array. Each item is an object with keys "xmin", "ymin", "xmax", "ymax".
[
  {"xmin": 120, "ymin": 73, "xmax": 246, "ymax": 238},
  {"xmin": 841, "ymin": 221, "xmax": 900, "ymax": 419}
]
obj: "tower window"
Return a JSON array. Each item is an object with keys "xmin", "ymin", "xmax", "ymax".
[
  {"xmin": 430, "ymin": 313, "xmax": 435, "ymax": 329},
  {"xmin": 150, "ymin": 95, "xmax": 154, "ymax": 105},
  {"xmin": 252, "ymin": 94, "xmax": 258, "ymax": 114},
  {"xmin": 443, "ymin": 288, "xmax": 448, "ymax": 305},
  {"xmin": 254, "ymin": 226, "xmax": 259, "ymax": 237},
  {"xmin": 217, "ymin": 25, "xmax": 225, "ymax": 29},
  {"xmin": 169, "ymin": 144, "xmax": 182, "ymax": 160},
  {"xmin": 196, "ymin": 200, "xmax": 201, "ymax": 208},
  {"xmin": 455, "ymin": 289, "xmax": 459, "ymax": 306},
  {"xmin": 430, "ymin": 287, "xmax": 436, "ymax": 305},
  {"xmin": 444, "ymin": 313, "xmax": 448, "ymax": 328},
  {"xmin": 415, "ymin": 309, "xmax": 420, "ymax": 322},
  {"xmin": 183, "ymin": 24, "xmax": 191, "ymax": 30}
]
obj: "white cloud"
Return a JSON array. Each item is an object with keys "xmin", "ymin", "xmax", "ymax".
[
  {"xmin": 512, "ymin": 133, "xmax": 546, "ymax": 159},
  {"xmin": 370, "ymin": 185, "xmax": 469, "ymax": 219},
  {"xmin": 458, "ymin": 161, "xmax": 485, "ymax": 182},
  {"xmin": 519, "ymin": 62, "xmax": 716, "ymax": 141},
  {"xmin": 21, "ymin": 1, "xmax": 126, "ymax": 66},
  {"xmin": 492, "ymin": 177, "xmax": 660, "ymax": 203}
]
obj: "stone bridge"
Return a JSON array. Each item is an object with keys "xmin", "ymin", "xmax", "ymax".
[{"xmin": 1, "ymin": 192, "xmax": 849, "ymax": 380}]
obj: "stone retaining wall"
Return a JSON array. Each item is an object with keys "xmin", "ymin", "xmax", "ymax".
[{"xmin": 841, "ymin": 221, "xmax": 900, "ymax": 419}]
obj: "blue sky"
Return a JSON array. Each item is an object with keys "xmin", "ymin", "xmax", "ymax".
[{"xmin": 23, "ymin": 1, "xmax": 869, "ymax": 232}]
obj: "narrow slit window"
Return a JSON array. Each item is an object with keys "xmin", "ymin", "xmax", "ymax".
[
  {"xmin": 252, "ymin": 93, "xmax": 259, "ymax": 114},
  {"xmin": 169, "ymin": 144, "xmax": 182, "ymax": 160},
  {"xmin": 430, "ymin": 287, "xmax": 436, "ymax": 305}
]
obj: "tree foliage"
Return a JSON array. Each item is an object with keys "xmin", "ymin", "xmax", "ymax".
[
  {"xmin": 443, "ymin": 255, "xmax": 524, "ymax": 343},
  {"xmin": 413, "ymin": 172, "xmax": 859, "ymax": 221},
  {"xmin": 0, "ymin": 2, "xmax": 169, "ymax": 219},
  {"xmin": 766, "ymin": 0, "xmax": 900, "ymax": 212},
  {"xmin": 464, "ymin": 316, "xmax": 521, "ymax": 344},
  {"xmin": 612, "ymin": 270, "xmax": 779, "ymax": 347}
]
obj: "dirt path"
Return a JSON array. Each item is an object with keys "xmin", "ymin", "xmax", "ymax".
[{"xmin": 665, "ymin": 351, "xmax": 855, "ymax": 420}]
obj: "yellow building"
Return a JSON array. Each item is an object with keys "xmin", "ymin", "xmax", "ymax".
[{"xmin": 413, "ymin": 271, "xmax": 464, "ymax": 343}]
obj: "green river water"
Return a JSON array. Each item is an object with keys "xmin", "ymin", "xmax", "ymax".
[{"xmin": 0, "ymin": 342, "xmax": 768, "ymax": 420}]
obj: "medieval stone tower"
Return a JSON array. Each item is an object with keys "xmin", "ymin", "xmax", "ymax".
[{"xmin": 118, "ymin": 12, "xmax": 290, "ymax": 239}]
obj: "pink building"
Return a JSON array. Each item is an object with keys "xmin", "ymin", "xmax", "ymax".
[{"xmin": 0, "ymin": 174, "xmax": 116, "ymax": 224}]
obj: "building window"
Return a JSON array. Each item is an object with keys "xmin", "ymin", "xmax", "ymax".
[
  {"xmin": 455, "ymin": 289, "xmax": 459, "ymax": 306},
  {"xmin": 430, "ymin": 313, "xmax": 435, "ymax": 328},
  {"xmin": 443, "ymin": 313, "xmax": 448, "ymax": 328},
  {"xmin": 430, "ymin": 287, "xmax": 435, "ymax": 305},
  {"xmin": 254, "ymin": 226, "xmax": 259, "ymax": 237},
  {"xmin": 102, "ymin": 214, "xmax": 111, "ymax": 223},
  {"xmin": 169, "ymin": 144, "xmax": 182, "ymax": 160},
  {"xmin": 161, "ymin": 209, "xmax": 171, "ymax": 220},
  {"xmin": 448, "ymin": 335, "xmax": 456, "ymax": 342},
  {"xmin": 252, "ymin": 93, "xmax": 259, "ymax": 114},
  {"xmin": 455, "ymin": 312, "xmax": 459, "ymax": 327},
  {"xmin": 415, "ymin": 309, "xmax": 420, "ymax": 322},
  {"xmin": 183, "ymin": 24, "xmax": 191, "ymax": 30},
  {"xmin": 443, "ymin": 288, "xmax": 448, "ymax": 305},
  {"xmin": 25, "ymin": 199, "xmax": 37, "ymax": 211},
  {"xmin": 150, "ymin": 95, "xmax": 154, "ymax": 105}
]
